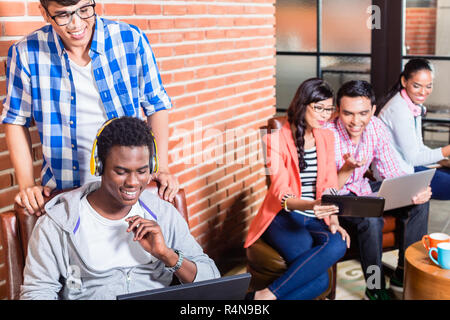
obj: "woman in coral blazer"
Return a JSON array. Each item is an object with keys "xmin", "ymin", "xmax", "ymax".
[{"xmin": 245, "ymin": 78, "xmax": 350, "ymax": 300}]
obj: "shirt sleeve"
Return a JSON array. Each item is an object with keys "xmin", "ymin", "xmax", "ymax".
[
  {"xmin": 162, "ymin": 202, "xmax": 221, "ymax": 282},
  {"xmin": 263, "ymin": 130, "xmax": 297, "ymax": 202},
  {"xmin": 323, "ymin": 130, "xmax": 339, "ymax": 191},
  {"xmin": 372, "ymin": 119, "xmax": 405, "ymax": 179},
  {"xmin": 385, "ymin": 107, "xmax": 443, "ymax": 166},
  {"xmin": 135, "ymin": 28, "xmax": 172, "ymax": 116},
  {"xmin": 20, "ymin": 217, "xmax": 64, "ymax": 300},
  {"xmin": 1, "ymin": 44, "xmax": 33, "ymax": 127}
]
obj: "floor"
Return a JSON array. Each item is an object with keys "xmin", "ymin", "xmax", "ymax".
[
  {"xmin": 224, "ymin": 198, "xmax": 450, "ymax": 300},
  {"xmin": 335, "ymin": 199, "xmax": 450, "ymax": 300}
]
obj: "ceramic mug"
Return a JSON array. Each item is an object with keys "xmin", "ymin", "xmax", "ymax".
[
  {"xmin": 422, "ymin": 233, "xmax": 450, "ymax": 259},
  {"xmin": 429, "ymin": 242, "xmax": 450, "ymax": 270}
]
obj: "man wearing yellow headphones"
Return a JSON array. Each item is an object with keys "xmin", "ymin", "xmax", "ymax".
[
  {"xmin": 1, "ymin": 0, "xmax": 179, "ymax": 216},
  {"xmin": 20, "ymin": 117, "xmax": 219, "ymax": 300}
]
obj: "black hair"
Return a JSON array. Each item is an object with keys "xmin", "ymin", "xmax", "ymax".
[
  {"xmin": 40, "ymin": 0, "xmax": 89, "ymax": 9},
  {"xmin": 375, "ymin": 58, "xmax": 433, "ymax": 115},
  {"xmin": 97, "ymin": 117, "xmax": 155, "ymax": 169},
  {"xmin": 336, "ymin": 80, "xmax": 376, "ymax": 108},
  {"xmin": 287, "ymin": 78, "xmax": 334, "ymax": 171}
]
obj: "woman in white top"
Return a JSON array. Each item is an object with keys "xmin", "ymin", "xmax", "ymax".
[{"xmin": 376, "ymin": 58, "xmax": 450, "ymax": 200}]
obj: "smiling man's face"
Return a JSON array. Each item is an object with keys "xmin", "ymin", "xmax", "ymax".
[
  {"xmin": 100, "ymin": 145, "xmax": 151, "ymax": 210},
  {"xmin": 338, "ymin": 96, "xmax": 375, "ymax": 144},
  {"xmin": 39, "ymin": 0, "xmax": 96, "ymax": 54}
]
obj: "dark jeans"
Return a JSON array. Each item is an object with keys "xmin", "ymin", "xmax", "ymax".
[
  {"xmin": 415, "ymin": 166, "xmax": 450, "ymax": 200},
  {"xmin": 338, "ymin": 181, "xmax": 429, "ymax": 289},
  {"xmin": 262, "ymin": 210, "xmax": 347, "ymax": 300}
]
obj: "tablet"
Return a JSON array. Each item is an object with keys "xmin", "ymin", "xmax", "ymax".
[{"xmin": 321, "ymin": 194, "xmax": 385, "ymax": 217}]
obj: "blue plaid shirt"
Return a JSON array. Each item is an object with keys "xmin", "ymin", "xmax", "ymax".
[{"xmin": 1, "ymin": 17, "xmax": 172, "ymax": 190}]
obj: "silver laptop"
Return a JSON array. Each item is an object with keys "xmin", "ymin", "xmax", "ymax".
[{"xmin": 367, "ymin": 169, "xmax": 436, "ymax": 211}]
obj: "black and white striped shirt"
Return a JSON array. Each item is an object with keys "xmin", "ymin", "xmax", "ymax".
[{"xmin": 296, "ymin": 146, "xmax": 317, "ymax": 217}]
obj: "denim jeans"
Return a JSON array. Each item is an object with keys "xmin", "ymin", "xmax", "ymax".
[
  {"xmin": 261, "ymin": 210, "xmax": 347, "ymax": 300},
  {"xmin": 338, "ymin": 181, "xmax": 429, "ymax": 289},
  {"xmin": 415, "ymin": 165, "xmax": 450, "ymax": 200}
]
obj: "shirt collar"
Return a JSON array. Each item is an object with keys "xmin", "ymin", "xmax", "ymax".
[
  {"xmin": 49, "ymin": 15, "xmax": 104, "ymax": 57},
  {"xmin": 400, "ymin": 89, "xmax": 422, "ymax": 117},
  {"xmin": 50, "ymin": 25, "xmax": 66, "ymax": 57},
  {"xmin": 89, "ymin": 15, "xmax": 105, "ymax": 55},
  {"xmin": 335, "ymin": 117, "xmax": 368, "ymax": 150},
  {"xmin": 336, "ymin": 118, "xmax": 353, "ymax": 145}
]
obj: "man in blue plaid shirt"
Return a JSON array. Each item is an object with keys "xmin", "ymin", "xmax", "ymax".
[{"xmin": 1, "ymin": 0, "xmax": 179, "ymax": 216}]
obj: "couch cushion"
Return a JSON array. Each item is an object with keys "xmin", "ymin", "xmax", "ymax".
[{"xmin": 0, "ymin": 212, "xmax": 24, "ymax": 300}]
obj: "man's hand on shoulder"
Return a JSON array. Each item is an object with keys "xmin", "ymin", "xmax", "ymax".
[
  {"xmin": 153, "ymin": 170, "xmax": 179, "ymax": 202},
  {"xmin": 15, "ymin": 185, "xmax": 52, "ymax": 216}
]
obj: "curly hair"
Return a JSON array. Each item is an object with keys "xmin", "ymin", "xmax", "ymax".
[
  {"xmin": 96, "ymin": 117, "xmax": 155, "ymax": 169},
  {"xmin": 287, "ymin": 78, "xmax": 334, "ymax": 171}
]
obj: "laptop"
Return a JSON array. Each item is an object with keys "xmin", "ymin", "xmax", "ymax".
[
  {"xmin": 116, "ymin": 273, "xmax": 251, "ymax": 300},
  {"xmin": 367, "ymin": 169, "xmax": 436, "ymax": 211}
]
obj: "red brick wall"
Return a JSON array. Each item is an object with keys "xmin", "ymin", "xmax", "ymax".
[
  {"xmin": 405, "ymin": 7, "xmax": 436, "ymax": 55},
  {"xmin": 0, "ymin": 0, "xmax": 276, "ymax": 262}
]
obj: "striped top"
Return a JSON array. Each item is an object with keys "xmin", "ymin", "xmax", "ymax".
[{"xmin": 295, "ymin": 146, "xmax": 318, "ymax": 217}]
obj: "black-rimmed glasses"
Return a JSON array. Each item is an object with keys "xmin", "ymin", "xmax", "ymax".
[
  {"xmin": 310, "ymin": 104, "xmax": 336, "ymax": 114},
  {"xmin": 45, "ymin": 1, "xmax": 96, "ymax": 26}
]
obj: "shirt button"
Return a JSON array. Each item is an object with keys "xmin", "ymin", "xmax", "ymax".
[
  {"xmin": 69, "ymin": 121, "xmax": 74, "ymax": 125},
  {"xmin": 71, "ymin": 96, "xmax": 74, "ymax": 100},
  {"xmin": 73, "ymin": 166, "xmax": 77, "ymax": 170},
  {"xmin": 71, "ymin": 144, "xmax": 75, "ymax": 149}
]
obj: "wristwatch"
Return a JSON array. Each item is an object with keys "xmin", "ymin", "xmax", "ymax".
[{"xmin": 165, "ymin": 249, "xmax": 184, "ymax": 273}]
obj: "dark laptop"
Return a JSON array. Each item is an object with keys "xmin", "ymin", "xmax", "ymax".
[{"xmin": 116, "ymin": 273, "xmax": 252, "ymax": 300}]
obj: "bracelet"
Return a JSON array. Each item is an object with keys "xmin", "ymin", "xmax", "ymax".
[
  {"xmin": 283, "ymin": 199, "xmax": 290, "ymax": 212},
  {"xmin": 164, "ymin": 249, "xmax": 184, "ymax": 273},
  {"xmin": 281, "ymin": 194, "xmax": 296, "ymax": 212}
]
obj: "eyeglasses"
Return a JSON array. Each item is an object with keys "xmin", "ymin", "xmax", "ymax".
[
  {"xmin": 46, "ymin": 1, "xmax": 96, "ymax": 26},
  {"xmin": 310, "ymin": 104, "xmax": 336, "ymax": 114}
]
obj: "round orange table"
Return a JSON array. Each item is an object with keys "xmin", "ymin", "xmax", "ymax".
[{"xmin": 404, "ymin": 241, "xmax": 450, "ymax": 300}]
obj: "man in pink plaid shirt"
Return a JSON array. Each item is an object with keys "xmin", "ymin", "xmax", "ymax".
[{"xmin": 326, "ymin": 80, "xmax": 432, "ymax": 300}]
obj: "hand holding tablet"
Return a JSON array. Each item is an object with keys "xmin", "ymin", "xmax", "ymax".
[{"xmin": 321, "ymin": 194, "xmax": 385, "ymax": 217}]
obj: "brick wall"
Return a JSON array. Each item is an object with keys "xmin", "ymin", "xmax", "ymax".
[
  {"xmin": 0, "ymin": 0, "xmax": 276, "ymax": 264},
  {"xmin": 405, "ymin": 7, "xmax": 436, "ymax": 55}
]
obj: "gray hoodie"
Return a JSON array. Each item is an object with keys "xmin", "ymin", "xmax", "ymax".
[{"xmin": 20, "ymin": 182, "xmax": 220, "ymax": 300}]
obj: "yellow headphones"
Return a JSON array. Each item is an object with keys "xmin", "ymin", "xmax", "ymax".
[{"xmin": 89, "ymin": 118, "xmax": 159, "ymax": 176}]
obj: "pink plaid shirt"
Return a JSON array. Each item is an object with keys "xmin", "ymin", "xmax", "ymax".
[{"xmin": 325, "ymin": 116, "xmax": 405, "ymax": 196}]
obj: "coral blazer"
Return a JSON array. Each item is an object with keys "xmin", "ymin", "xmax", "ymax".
[{"xmin": 244, "ymin": 121, "xmax": 338, "ymax": 248}]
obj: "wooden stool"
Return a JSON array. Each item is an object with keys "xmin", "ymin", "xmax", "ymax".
[{"xmin": 404, "ymin": 241, "xmax": 450, "ymax": 300}]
